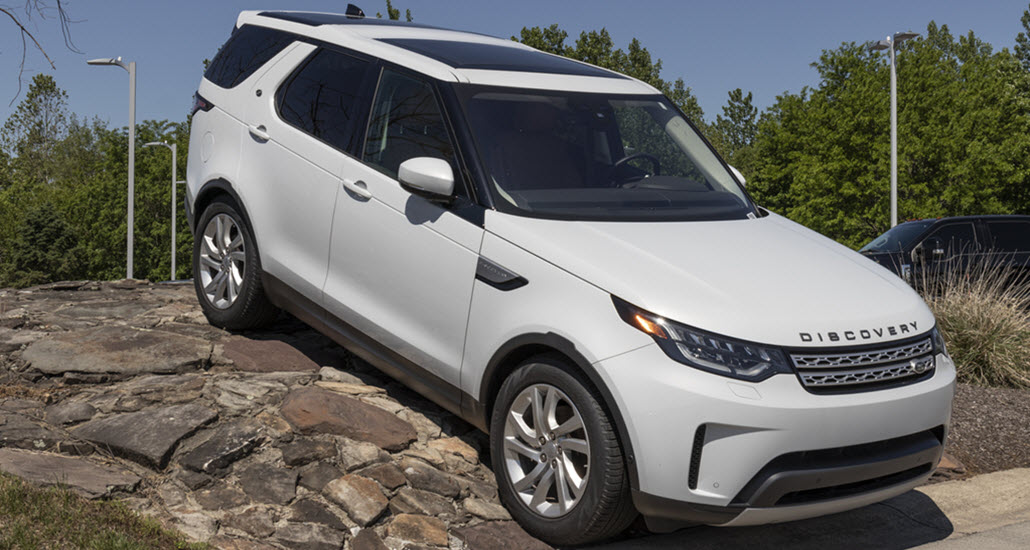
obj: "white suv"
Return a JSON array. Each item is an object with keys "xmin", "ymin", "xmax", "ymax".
[{"xmin": 186, "ymin": 8, "xmax": 955, "ymax": 545}]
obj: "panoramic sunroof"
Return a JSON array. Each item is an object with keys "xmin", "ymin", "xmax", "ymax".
[
  {"xmin": 259, "ymin": 11, "xmax": 439, "ymax": 29},
  {"xmin": 378, "ymin": 38, "xmax": 626, "ymax": 79}
]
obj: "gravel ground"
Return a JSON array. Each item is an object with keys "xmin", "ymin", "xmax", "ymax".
[{"xmin": 946, "ymin": 383, "xmax": 1030, "ymax": 474}]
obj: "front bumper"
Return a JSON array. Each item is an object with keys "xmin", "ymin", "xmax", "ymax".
[{"xmin": 597, "ymin": 343, "xmax": 955, "ymax": 526}]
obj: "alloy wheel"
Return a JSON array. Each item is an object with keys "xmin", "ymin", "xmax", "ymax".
[
  {"xmin": 198, "ymin": 213, "xmax": 245, "ymax": 309},
  {"xmin": 503, "ymin": 383, "xmax": 591, "ymax": 517}
]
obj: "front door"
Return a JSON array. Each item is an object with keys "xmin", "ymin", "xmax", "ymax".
[{"xmin": 323, "ymin": 67, "xmax": 483, "ymax": 391}]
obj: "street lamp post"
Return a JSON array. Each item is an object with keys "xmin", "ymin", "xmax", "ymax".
[
  {"xmin": 143, "ymin": 141, "xmax": 179, "ymax": 281},
  {"xmin": 871, "ymin": 32, "xmax": 919, "ymax": 228},
  {"xmin": 87, "ymin": 56, "xmax": 136, "ymax": 279}
]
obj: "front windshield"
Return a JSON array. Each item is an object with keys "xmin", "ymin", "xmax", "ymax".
[
  {"xmin": 460, "ymin": 88, "xmax": 755, "ymax": 221},
  {"xmin": 859, "ymin": 220, "xmax": 933, "ymax": 253}
]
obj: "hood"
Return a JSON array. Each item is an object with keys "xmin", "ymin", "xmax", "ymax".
[{"xmin": 485, "ymin": 211, "xmax": 935, "ymax": 348}]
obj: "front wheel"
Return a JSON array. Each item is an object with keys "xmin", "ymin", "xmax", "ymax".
[
  {"xmin": 490, "ymin": 356, "xmax": 637, "ymax": 546},
  {"xmin": 192, "ymin": 197, "xmax": 278, "ymax": 330}
]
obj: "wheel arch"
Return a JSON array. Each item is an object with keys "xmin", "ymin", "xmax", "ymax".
[
  {"xmin": 478, "ymin": 332, "xmax": 640, "ymax": 490},
  {"xmin": 193, "ymin": 179, "xmax": 252, "ymax": 234}
]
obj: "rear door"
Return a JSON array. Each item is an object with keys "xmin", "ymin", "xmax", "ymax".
[
  {"xmin": 237, "ymin": 44, "xmax": 374, "ymax": 303},
  {"xmin": 322, "ymin": 67, "xmax": 483, "ymax": 393},
  {"xmin": 984, "ymin": 218, "xmax": 1030, "ymax": 276}
]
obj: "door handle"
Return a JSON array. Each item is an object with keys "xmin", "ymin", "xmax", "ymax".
[
  {"xmin": 248, "ymin": 124, "xmax": 270, "ymax": 141},
  {"xmin": 342, "ymin": 178, "xmax": 372, "ymax": 199}
]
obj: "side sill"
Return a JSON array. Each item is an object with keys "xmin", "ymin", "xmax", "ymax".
[{"xmin": 260, "ymin": 273, "xmax": 485, "ymax": 430}]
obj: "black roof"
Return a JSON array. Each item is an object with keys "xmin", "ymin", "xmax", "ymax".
[
  {"xmin": 377, "ymin": 38, "xmax": 626, "ymax": 79},
  {"xmin": 910, "ymin": 214, "xmax": 1030, "ymax": 224},
  {"xmin": 259, "ymin": 11, "xmax": 440, "ymax": 29}
]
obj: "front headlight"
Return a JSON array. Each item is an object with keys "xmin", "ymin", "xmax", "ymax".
[
  {"xmin": 931, "ymin": 326, "xmax": 949, "ymax": 357},
  {"xmin": 612, "ymin": 297, "xmax": 793, "ymax": 382}
]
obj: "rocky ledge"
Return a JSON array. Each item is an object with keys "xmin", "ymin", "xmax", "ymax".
[{"xmin": 0, "ymin": 280, "xmax": 551, "ymax": 550}]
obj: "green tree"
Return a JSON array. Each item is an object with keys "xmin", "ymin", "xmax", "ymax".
[
  {"xmin": 1015, "ymin": 4, "xmax": 1030, "ymax": 70},
  {"xmin": 1, "ymin": 74, "xmax": 69, "ymax": 187},
  {"xmin": 748, "ymin": 22, "xmax": 1030, "ymax": 248},
  {"xmin": 514, "ymin": 25, "xmax": 705, "ymax": 122},
  {"xmin": 377, "ymin": 0, "xmax": 412, "ymax": 21},
  {"xmin": 0, "ymin": 201, "xmax": 82, "ymax": 287},
  {"xmin": 709, "ymin": 88, "xmax": 759, "ymax": 176}
]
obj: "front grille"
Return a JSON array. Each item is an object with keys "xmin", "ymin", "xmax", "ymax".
[{"xmin": 790, "ymin": 336, "xmax": 935, "ymax": 393}]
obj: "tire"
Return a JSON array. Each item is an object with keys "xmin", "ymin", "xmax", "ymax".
[
  {"xmin": 192, "ymin": 196, "xmax": 279, "ymax": 330},
  {"xmin": 490, "ymin": 355, "xmax": 637, "ymax": 546}
]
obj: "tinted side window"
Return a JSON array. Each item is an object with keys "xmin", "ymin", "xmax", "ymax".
[
  {"xmin": 986, "ymin": 221, "xmax": 1030, "ymax": 252},
  {"xmin": 364, "ymin": 70, "xmax": 456, "ymax": 179},
  {"xmin": 277, "ymin": 49, "xmax": 370, "ymax": 152},
  {"xmin": 925, "ymin": 223, "xmax": 978, "ymax": 255},
  {"xmin": 205, "ymin": 25, "xmax": 295, "ymax": 89}
]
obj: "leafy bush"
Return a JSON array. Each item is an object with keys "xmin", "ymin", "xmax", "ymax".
[{"xmin": 917, "ymin": 261, "xmax": 1030, "ymax": 388}]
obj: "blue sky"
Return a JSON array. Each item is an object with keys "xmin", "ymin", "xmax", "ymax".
[{"xmin": 2, "ymin": 0, "xmax": 1029, "ymax": 128}]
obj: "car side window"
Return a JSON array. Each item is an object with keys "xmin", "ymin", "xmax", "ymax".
[
  {"xmin": 363, "ymin": 69, "xmax": 459, "ymax": 186},
  {"xmin": 277, "ymin": 49, "xmax": 371, "ymax": 152},
  {"xmin": 985, "ymin": 221, "xmax": 1030, "ymax": 253},
  {"xmin": 205, "ymin": 25, "xmax": 295, "ymax": 89},
  {"xmin": 924, "ymin": 223, "xmax": 977, "ymax": 256}
]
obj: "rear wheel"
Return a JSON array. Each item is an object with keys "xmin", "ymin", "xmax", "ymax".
[
  {"xmin": 192, "ymin": 197, "xmax": 278, "ymax": 330},
  {"xmin": 490, "ymin": 356, "xmax": 637, "ymax": 546}
]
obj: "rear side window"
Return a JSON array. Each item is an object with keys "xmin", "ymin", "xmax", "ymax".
[
  {"xmin": 204, "ymin": 25, "xmax": 295, "ymax": 89},
  {"xmin": 363, "ymin": 69, "xmax": 457, "ymax": 179},
  {"xmin": 986, "ymin": 221, "xmax": 1030, "ymax": 252},
  {"xmin": 277, "ymin": 49, "xmax": 371, "ymax": 152},
  {"xmin": 925, "ymin": 223, "xmax": 978, "ymax": 255}
]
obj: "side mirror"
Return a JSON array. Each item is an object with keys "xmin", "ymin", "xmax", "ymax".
[
  {"xmin": 398, "ymin": 157, "xmax": 454, "ymax": 202},
  {"xmin": 729, "ymin": 165, "xmax": 746, "ymax": 187}
]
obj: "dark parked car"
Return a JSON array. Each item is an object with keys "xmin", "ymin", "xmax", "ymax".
[{"xmin": 860, "ymin": 215, "xmax": 1030, "ymax": 285}]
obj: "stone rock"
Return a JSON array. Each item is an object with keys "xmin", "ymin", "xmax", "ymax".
[
  {"xmin": 398, "ymin": 409, "xmax": 442, "ymax": 440},
  {"xmin": 351, "ymin": 529, "xmax": 389, "ymax": 550},
  {"xmin": 174, "ymin": 467, "xmax": 212, "ymax": 490},
  {"xmin": 314, "ymin": 380, "xmax": 385, "ymax": 396},
  {"xmin": 0, "ymin": 327, "xmax": 45, "ymax": 353},
  {"xmin": 464, "ymin": 498, "xmax": 511, "ymax": 521},
  {"xmin": 401, "ymin": 447, "xmax": 445, "ymax": 468},
  {"xmin": 359, "ymin": 396, "xmax": 406, "ymax": 414},
  {"xmin": 112, "ymin": 395, "xmax": 149, "ymax": 413},
  {"xmin": 288, "ymin": 498, "xmax": 347, "ymax": 530},
  {"xmin": 299, "ymin": 461, "xmax": 344, "ymax": 492},
  {"xmin": 428, "ymin": 437, "xmax": 478, "ymax": 464},
  {"xmin": 389, "ymin": 487, "xmax": 455, "ymax": 517},
  {"xmin": 0, "ymin": 398, "xmax": 42, "ymax": 416},
  {"xmin": 0, "ymin": 413, "xmax": 63, "ymax": 450},
  {"xmin": 323, "ymin": 474, "xmax": 388, "ymax": 527},
  {"xmin": 44, "ymin": 400, "xmax": 97, "ymax": 425},
  {"xmin": 237, "ymin": 462, "xmax": 296, "ymax": 505},
  {"xmin": 22, "ymin": 325, "xmax": 211, "ymax": 376},
  {"xmin": 273, "ymin": 522, "xmax": 345, "ymax": 550},
  {"xmin": 337, "ymin": 437, "xmax": 385, "ymax": 471},
  {"xmin": 0, "ymin": 448, "xmax": 140, "ymax": 498},
  {"xmin": 442, "ymin": 453, "xmax": 477, "ymax": 476},
  {"xmin": 222, "ymin": 337, "xmax": 321, "ymax": 373},
  {"xmin": 179, "ymin": 419, "xmax": 265, "ymax": 473},
  {"xmin": 938, "ymin": 451, "xmax": 966, "ymax": 474},
  {"xmin": 279, "ymin": 437, "xmax": 336, "ymax": 466},
  {"xmin": 400, "ymin": 457, "xmax": 460, "ymax": 498},
  {"xmin": 360, "ymin": 462, "xmax": 407, "ymax": 490},
  {"xmin": 157, "ymin": 482, "xmax": 189, "ymax": 508},
  {"xmin": 73, "ymin": 404, "xmax": 218, "ymax": 469},
  {"xmin": 223, "ymin": 506, "xmax": 276, "ymax": 538},
  {"xmin": 194, "ymin": 482, "xmax": 249, "ymax": 510},
  {"xmin": 453, "ymin": 521, "xmax": 553, "ymax": 550},
  {"xmin": 212, "ymin": 378, "xmax": 287, "ymax": 415},
  {"xmin": 318, "ymin": 366, "xmax": 363, "ymax": 384},
  {"xmin": 255, "ymin": 411, "xmax": 293, "ymax": 443},
  {"xmin": 207, "ymin": 536, "xmax": 280, "ymax": 550},
  {"xmin": 280, "ymin": 387, "xmax": 416, "ymax": 452},
  {"xmin": 467, "ymin": 479, "xmax": 499, "ymax": 502},
  {"xmin": 387, "ymin": 514, "xmax": 448, "ymax": 547},
  {"xmin": 171, "ymin": 510, "xmax": 219, "ymax": 542}
]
